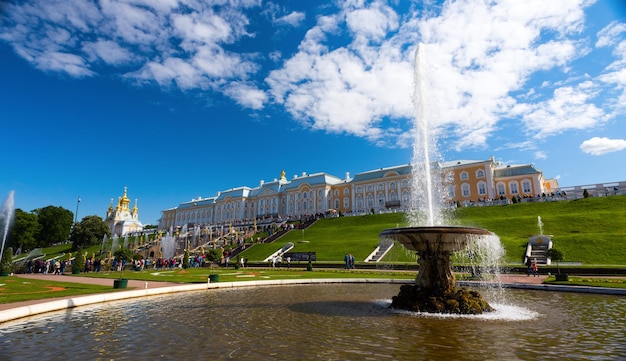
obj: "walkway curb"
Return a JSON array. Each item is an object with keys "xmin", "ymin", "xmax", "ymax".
[{"xmin": 2, "ymin": 278, "xmax": 624, "ymax": 324}]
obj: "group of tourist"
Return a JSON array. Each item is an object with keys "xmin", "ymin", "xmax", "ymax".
[
  {"xmin": 26, "ymin": 259, "xmax": 66, "ymax": 275},
  {"xmin": 344, "ymin": 254, "xmax": 356, "ymax": 269},
  {"xmin": 526, "ymin": 258, "xmax": 539, "ymax": 277},
  {"xmin": 269, "ymin": 255, "xmax": 291, "ymax": 268}
]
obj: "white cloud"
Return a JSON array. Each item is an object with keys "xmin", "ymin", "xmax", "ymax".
[
  {"xmin": 534, "ymin": 151, "xmax": 548, "ymax": 160},
  {"xmin": 266, "ymin": 0, "xmax": 600, "ymax": 148},
  {"xmin": 274, "ymin": 11, "xmax": 305, "ymax": 27},
  {"xmin": 83, "ymin": 40, "xmax": 134, "ymax": 65},
  {"xmin": 596, "ymin": 21, "xmax": 626, "ymax": 48},
  {"xmin": 522, "ymin": 82, "xmax": 605, "ymax": 138},
  {"xmin": 2, "ymin": 0, "xmax": 623, "ymax": 155},
  {"xmin": 37, "ymin": 51, "xmax": 94, "ymax": 76},
  {"xmin": 225, "ymin": 82, "xmax": 267, "ymax": 109},
  {"xmin": 580, "ymin": 137, "xmax": 626, "ymax": 155}
]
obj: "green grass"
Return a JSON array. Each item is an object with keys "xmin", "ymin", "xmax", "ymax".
[
  {"xmin": 71, "ymin": 267, "xmax": 416, "ymax": 283},
  {"xmin": 33, "ymin": 195, "xmax": 626, "ymax": 266},
  {"xmin": 455, "ymin": 195, "xmax": 626, "ymax": 264},
  {"xmin": 543, "ymin": 276, "xmax": 626, "ymax": 289},
  {"xmin": 0, "ymin": 276, "xmax": 118, "ymax": 304},
  {"xmin": 240, "ymin": 213, "xmax": 409, "ymax": 262},
  {"xmin": 0, "ymin": 268, "xmax": 416, "ymax": 304}
]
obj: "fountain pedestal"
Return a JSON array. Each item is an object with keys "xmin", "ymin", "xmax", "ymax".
[{"xmin": 380, "ymin": 226, "xmax": 495, "ymax": 314}]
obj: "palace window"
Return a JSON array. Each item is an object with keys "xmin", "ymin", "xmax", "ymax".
[
  {"xmin": 476, "ymin": 169, "xmax": 485, "ymax": 178},
  {"xmin": 497, "ymin": 183, "xmax": 506, "ymax": 195},
  {"xmin": 522, "ymin": 180, "xmax": 532, "ymax": 194},
  {"xmin": 509, "ymin": 182, "xmax": 519, "ymax": 195},
  {"xmin": 343, "ymin": 197, "xmax": 349, "ymax": 208},
  {"xmin": 477, "ymin": 181, "xmax": 487, "ymax": 196},
  {"xmin": 460, "ymin": 171, "xmax": 469, "ymax": 180},
  {"xmin": 461, "ymin": 183, "xmax": 471, "ymax": 197}
]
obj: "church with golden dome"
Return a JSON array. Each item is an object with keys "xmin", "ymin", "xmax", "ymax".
[{"xmin": 105, "ymin": 187, "xmax": 144, "ymax": 236}]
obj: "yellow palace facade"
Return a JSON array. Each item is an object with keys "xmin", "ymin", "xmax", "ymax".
[{"xmin": 159, "ymin": 157, "xmax": 558, "ymax": 230}]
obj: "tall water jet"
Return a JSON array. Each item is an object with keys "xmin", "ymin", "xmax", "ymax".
[
  {"xmin": 0, "ymin": 191, "xmax": 15, "ymax": 263},
  {"xmin": 407, "ymin": 43, "xmax": 446, "ymax": 227},
  {"xmin": 161, "ymin": 232, "xmax": 176, "ymax": 259},
  {"xmin": 380, "ymin": 44, "xmax": 499, "ymax": 314}
]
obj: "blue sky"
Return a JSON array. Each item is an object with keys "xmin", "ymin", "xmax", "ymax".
[{"xmin": 1, "ymin": 0, "xmax": 625, "ymax": 226}]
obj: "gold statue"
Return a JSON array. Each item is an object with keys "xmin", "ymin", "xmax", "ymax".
[{"xmin": 280, "ymin": 169, "xmax": 286, "ymax": 180}]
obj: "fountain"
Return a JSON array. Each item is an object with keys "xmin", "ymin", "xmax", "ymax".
[
  {"xmin": 0, "ymin": 191, "xmax": 15, "ymax": 263},
  {"xmin": 161, "ymin": 232, "xmax": 176, "ymax": 259},
  {"xmin": 380, "ymin": 44, "xmax": 498, "ymax": 314}
]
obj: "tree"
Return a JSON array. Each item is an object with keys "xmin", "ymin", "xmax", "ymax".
[
  {"xmin": 34, "ymin": 206, "xmax": 73, "ymax": 247},
  {"xmin": 583, "ymin": 189, "xmax": 589, "ymax": 198},
  {"xmin": 0, "ymin": 247, "xmax": 13, "ymax": 275},
  {"xmin": 71, "ymin": 215, "xmax": 111, "ymax": 251},
  {"xmin": 8, "ymin": 209, "xmax": 40, "ymax": 252},
  {"xmin": 546, "ymin": 248, "xmax": 564, "ymax": 274},
  {"xmin": 182, "ymin": 250, "xmax": 190, "ymax": 269}
]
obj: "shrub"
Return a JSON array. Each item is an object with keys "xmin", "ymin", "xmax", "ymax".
[{"xmin": 546, "ymin": 248, "xmax": 564, "ymax": 274}]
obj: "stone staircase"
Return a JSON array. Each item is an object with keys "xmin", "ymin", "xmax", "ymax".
[
  {"xmin": 525, "ymin": 234, "xmax": 552, "ymax": 265},
  {"xmin": 527, "ymin": 243, "xmax": 549, "ymax": 265},
  {"xmin": 364, "ymin": 239, "xmax": 394, "ymax": 262}
]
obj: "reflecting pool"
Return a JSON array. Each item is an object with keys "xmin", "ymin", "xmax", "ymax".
[{"xmin": 1, "ymin": 284, "xmax": 625, "ymax": 360}]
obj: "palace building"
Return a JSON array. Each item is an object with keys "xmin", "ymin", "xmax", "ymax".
[
  {"xmin": 105, "ymin": 187, "xmax": 144, "ymax": 236},
  {"xmin": 159, "ymin": 156, "xmax": 558, "ymax": 231}
]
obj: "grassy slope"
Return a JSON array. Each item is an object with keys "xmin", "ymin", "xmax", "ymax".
[
  {"xmin": 240, "ymin": 213, "xmax": 407, "ymax": 263},
  {"xmin": 241, "ymin": 195, "xmax": 626, "ymax": 265},
  {"xmin": 35, "ymin": 196, "xmax": 626, "ymax": 266},
  {"xmin": 455, "ymin": 196, "xmax": 626, "ymax": 264}
]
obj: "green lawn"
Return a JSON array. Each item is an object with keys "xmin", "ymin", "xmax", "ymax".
[
  {"xmin": 455, "ymin": 195, "xmax": 626, "ymax": 264},
  {"xmin": 0, "ymin": 268, "xmax": 416, "ymax": 304},
  {"xmin": 0, "ymin": 276, "xmax": 118, "ymax": 304},
  {"xmin": 32, "ymin": 195, "xmax": 626, "ymax": 266}
]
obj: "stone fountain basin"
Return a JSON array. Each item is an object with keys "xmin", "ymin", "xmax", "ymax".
[{"xmin": 379, "ymin": 226, "xmax": 494, "ymax": 253}]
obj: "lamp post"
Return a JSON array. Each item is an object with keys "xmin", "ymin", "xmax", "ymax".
[
  {"xmin": 74, "ymin": 196, "xmax": 81, "ymax": 224},
  {"xmin": 70, "ymin": 196, "xmax": 81, "ymax": 239}
]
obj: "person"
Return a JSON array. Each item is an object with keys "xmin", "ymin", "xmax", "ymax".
[
  {"xmin": 344, "ymin": 254, "xmax": 350, "ymax": 269},
  {"xmin": 531, "ymin": 259, "xmax": 538, "ymax": 277},
  {"xmin": 240, "ymin": 256, "xmax": 245, "ymax": 268},
  {"xmin": 526, "ymin": 257, "xmax": 532, "ymax": 276},
  {"xmin": 286, "ymin": 256, "xmax": 291, "ymax": 269}
]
